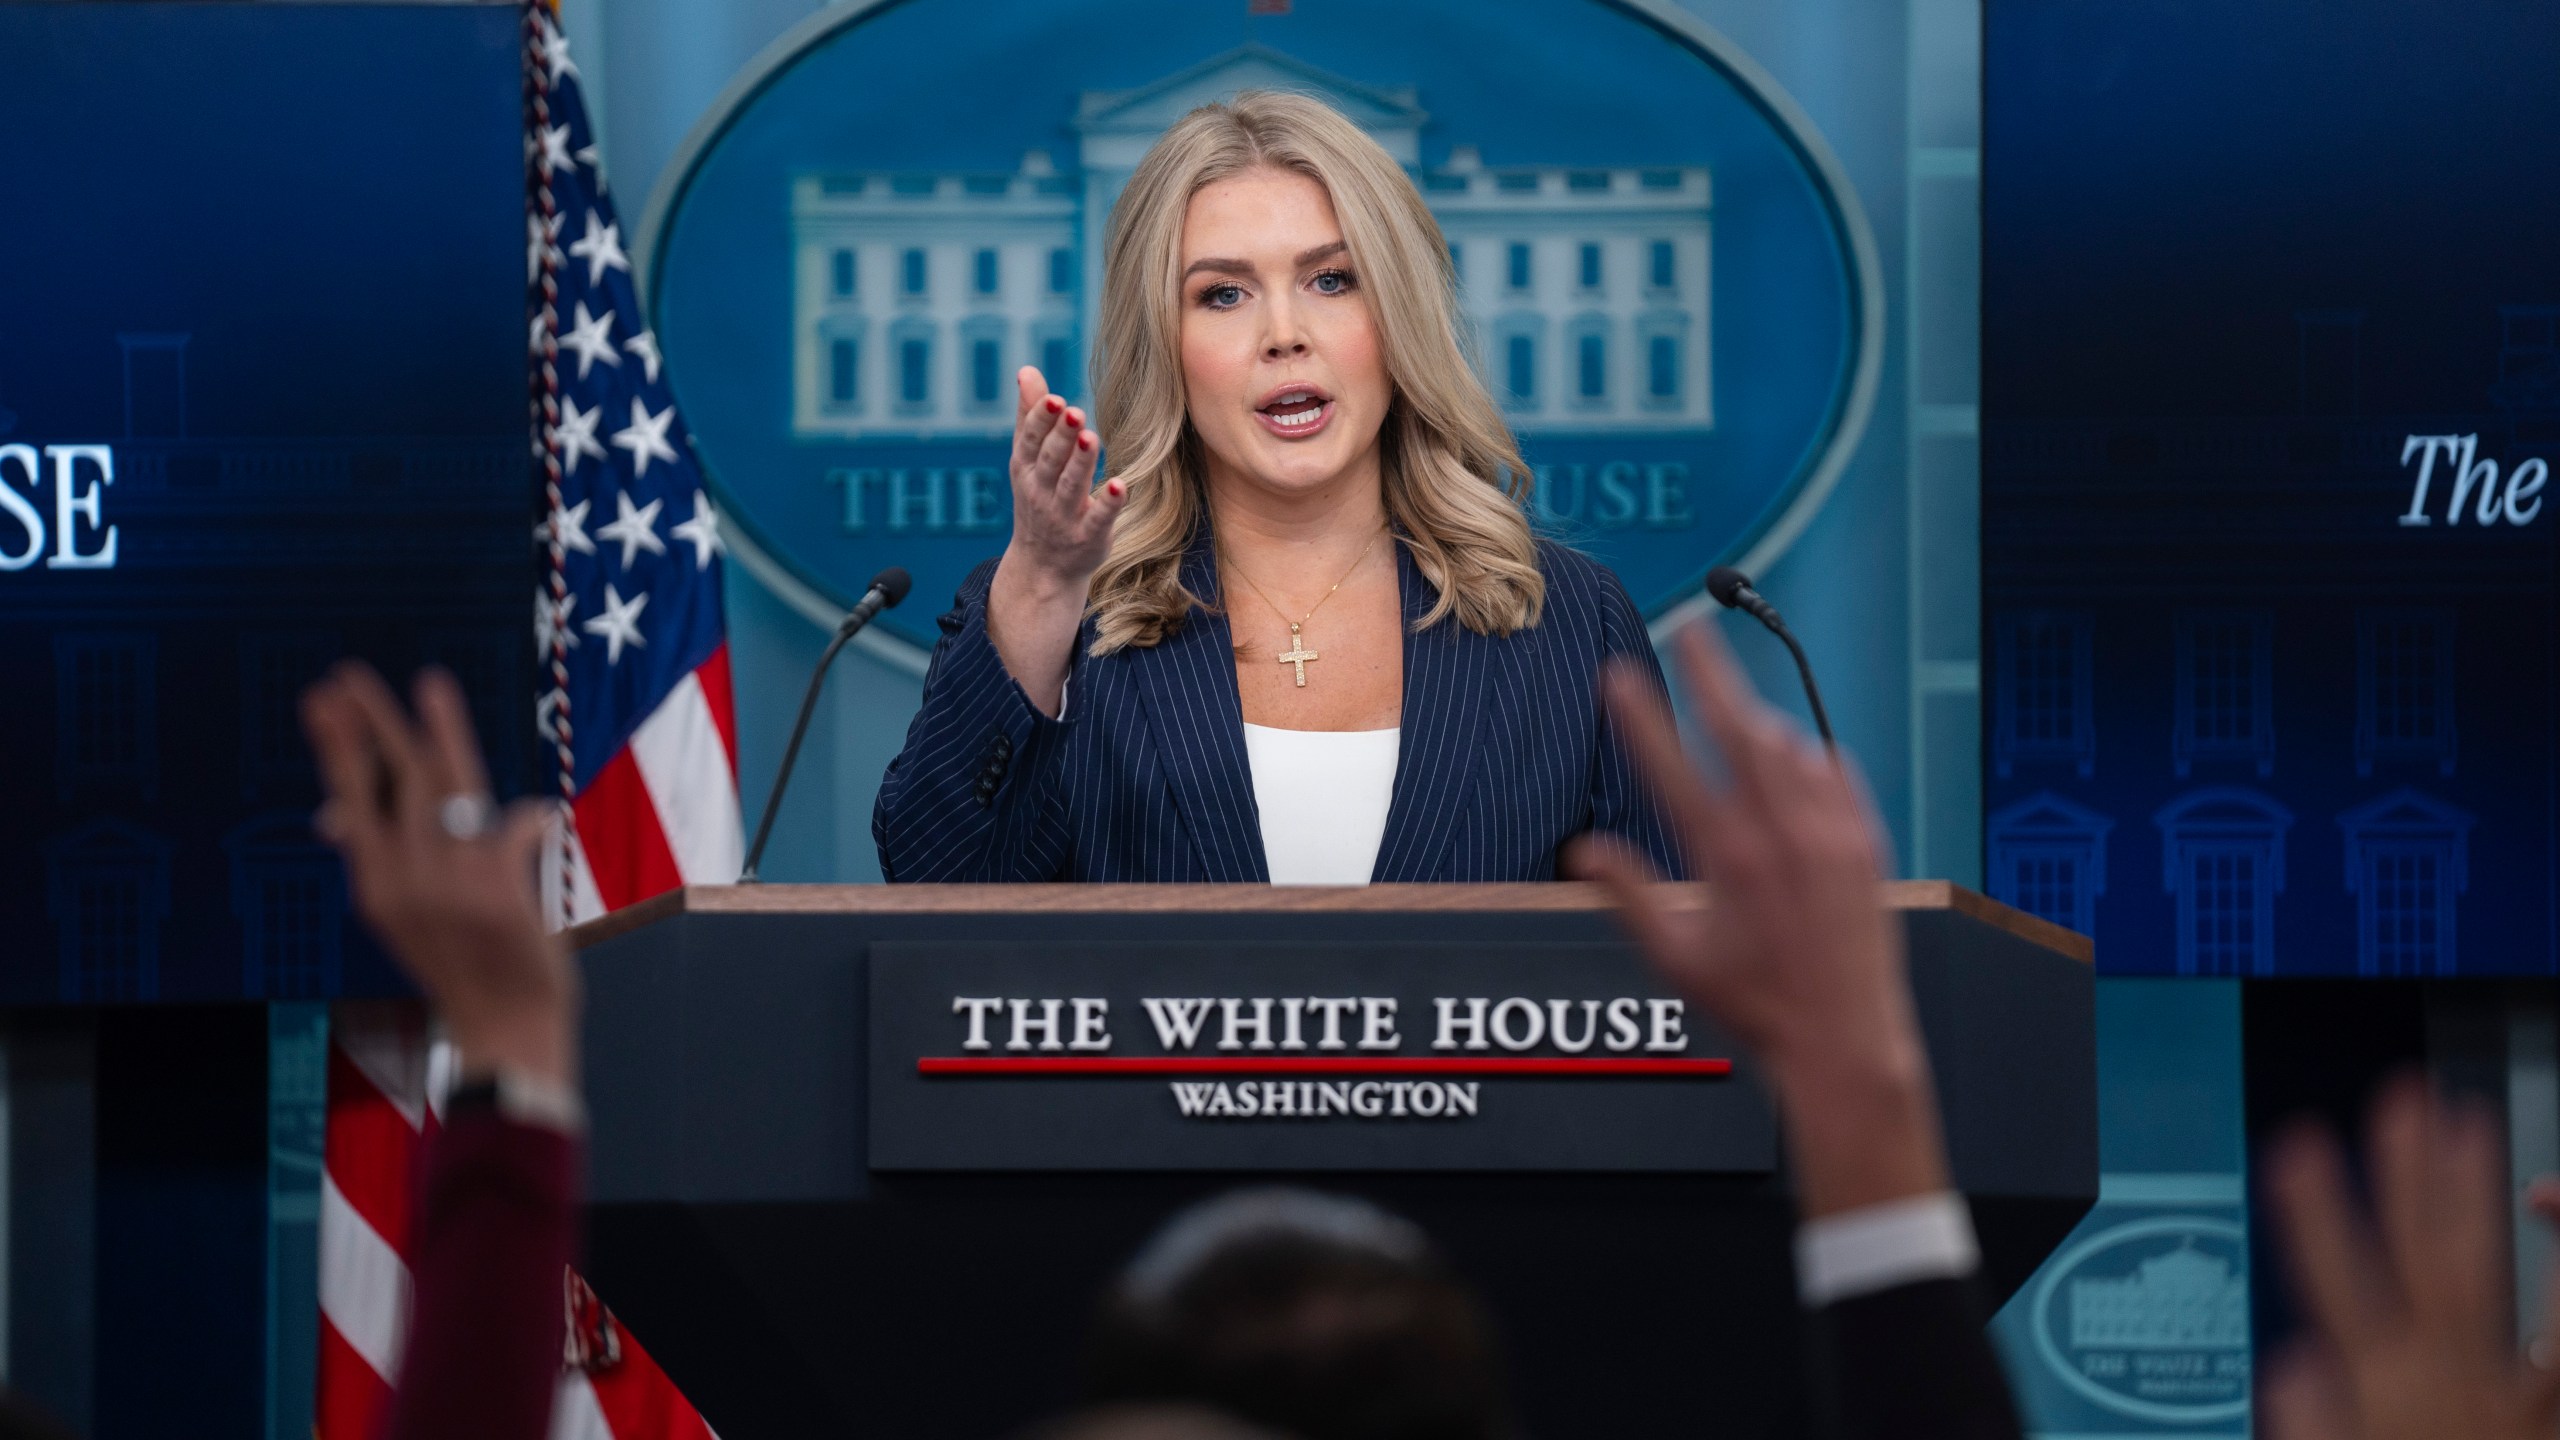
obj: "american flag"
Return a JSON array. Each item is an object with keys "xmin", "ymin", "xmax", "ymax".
[
  {"xmin": 314, "ymin": 1007, "xmax": 716, "ymax": 1440},
  {"xmin": 313, "ymin": 8, "xmax": 724, "ymax": 1438},
  {"xmin": 526, "ymin": 0, "xmax": 742, "ymax": 924}
]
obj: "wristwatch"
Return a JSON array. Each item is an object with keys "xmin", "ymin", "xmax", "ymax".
[{"xmin": 446, "ymin": 1067, "xmax": 586, "ymax": 1135}]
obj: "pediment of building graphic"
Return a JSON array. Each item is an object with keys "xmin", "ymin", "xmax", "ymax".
[
  {"xmin": 2335, "ymin": 785, "xmax": 2474, "ymax": 839},
  {"xmin": 44, "ymin": 816, "xmax": 171, "ymax": 866},
  {"xmin": 1988, "ymin": 789, "xmax": 2115, "ymax": 842},
  {"xmin": 1076, "ymin": 43, "xmax": 1427, "ymax": 153},
  {"xmin": 225, "ymin": 809, "xmax": 340, "ymax": 865},
  {"xmin": 2153, "ymin": 786, "xmax": 2294, "ymax": 836}
]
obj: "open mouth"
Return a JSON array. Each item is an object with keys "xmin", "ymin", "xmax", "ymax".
[{"xmin": 1255, "ymin": 387, "xmax": 1333, "ymax": 438}]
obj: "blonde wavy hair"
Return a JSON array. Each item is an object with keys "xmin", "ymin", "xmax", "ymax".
[{"xmin": 1084, "ymin": 88, "xmax": 1546, "ymax": 656}]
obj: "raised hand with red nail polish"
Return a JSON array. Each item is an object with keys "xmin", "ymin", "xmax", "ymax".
[{"xmin": 988, "ymin": 364, "xmax": 1128, "ymax": 717}]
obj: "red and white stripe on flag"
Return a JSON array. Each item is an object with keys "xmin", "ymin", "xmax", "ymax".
[
  {"xmin": 555, "ymin": 1283, "xmax": 720, "ymax": 1440},
  {"xmin": 315, "ymin": 1003, "xmax": 717, "ymax": 1440},
  {"xmin": 543, "ymin": 647, "xmax": 742, "ymax": 925}
]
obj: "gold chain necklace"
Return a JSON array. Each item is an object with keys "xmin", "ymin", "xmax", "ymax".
[{"xmin": 1220, "ymin": 528, "xmax": 1386, "ymax": 687}]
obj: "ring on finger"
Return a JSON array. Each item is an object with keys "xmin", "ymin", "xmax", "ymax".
[{"xmin": 437, "ymin": 792, "xmax": 497, "ymax": 842}]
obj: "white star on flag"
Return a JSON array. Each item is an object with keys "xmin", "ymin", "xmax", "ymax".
[
  {"xmin": 568, "ymin": 211, "xmax": 628, "ymax": 287},
  {"xmin": 581, "ymin": 583, "xmax": 649, "ymax": 665},
  {"xmin": 536, "ymin": 122, "xmax": 574, "ymax": 179},
  {"xmin": 534, "ymin": 588, "xmax": 579, "ymax": 653},
  {"xmin": 536, "ymin": 20, "xmax": 577, "ymax": 84},
  {"xmin": 559, "ymin": 301, "xmax": 620, "ymax": 381},
  {"xmin": 622, "ymin": 329, "xmax": 663, "ymax": 384},
  {"xmin": 670, "ymin": 491, "xmax": 724, "ymax": 568},
  {"xmin": 535, "ymin": 686, "xmax": 566, "ymax": 744},
  {"xmin": 611, "ymin": 397, "xmax": 679, "ymax": 476},
  {"xmin": 535, "ymin": 496, "xmax": 596, "ymax": 555},
  {"xmin": 596, "ymin": 491, "xmax": 667, "ymax": 571},
  {"xmin": 555, "ymin": 396, "xmax": 608, "ymax": 473}
]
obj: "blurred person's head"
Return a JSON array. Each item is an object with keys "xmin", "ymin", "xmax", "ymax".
[
  {"xmin": 1083, "ymin": 1189, "xmax": 1512, "ymax": 1440},
  {"xmin": 1085, "ymin": 88, "xmax": 1544, "ymax": 656}
]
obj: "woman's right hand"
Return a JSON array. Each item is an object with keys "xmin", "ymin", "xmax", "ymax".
[
  {"xmin": 988, "ymin": 366, "xmax": 1126, "ymax": 716},
  {"xmin": 1002, "ymin": 365, "xmax": 1126, "ymax": 590}
]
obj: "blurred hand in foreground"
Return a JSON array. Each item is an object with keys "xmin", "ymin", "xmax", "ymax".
[
  {"xmin": 1567, "ymin": 618, "xmax": 1948, "ymax": 1218},
  {"xmin": 301, "ymin": 661, "xmax": 574, "ymax": 1086},
  {"xmin": 2262, "ymin": 1073, "xmax": 2557, "ymax": 1440}
]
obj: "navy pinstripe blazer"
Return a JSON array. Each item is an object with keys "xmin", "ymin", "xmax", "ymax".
[{"xmin": 873, "ymin": 529, "xmax": 1686, "ymax": 883}]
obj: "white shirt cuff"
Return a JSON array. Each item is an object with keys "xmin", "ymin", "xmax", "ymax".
[{"xmin": 1795, "ymin": 1191, "xmax": 1979, "ymax": 1306}]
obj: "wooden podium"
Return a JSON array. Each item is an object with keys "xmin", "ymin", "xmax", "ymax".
[{"xmin": 570, "ymin": 883, "xmax": 2092, "ymax": 1439}]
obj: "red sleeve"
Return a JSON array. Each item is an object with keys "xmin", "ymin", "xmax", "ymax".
[{"xmin": 381, "ymin": 1109, "xmax": 579, "ymax": 1440}]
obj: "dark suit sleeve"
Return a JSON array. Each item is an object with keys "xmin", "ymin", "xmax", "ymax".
[
  {"xmin": 1587, "ymin": 567, "xmax": 1693, "ymax": 880},
  {"xmin": 1805, "ymin": 1277, "xmax": 2026, "ymax": 1440},
  {"xmin": 382, "ymin": 1110, "xmax": 577, "ymax": 1440},
  {"xmin": 872, "ymin": 558, "xmax": 1075, "ymax": 882}
]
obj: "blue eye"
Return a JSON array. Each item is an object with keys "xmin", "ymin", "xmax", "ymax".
[
  {"xmin": 1313, "ymin": 268, "xmax": 1355, "ymax": 294},
  {"xmin": 1199, "ymin": 282, "xmax": 1242, "ymax": 309}
]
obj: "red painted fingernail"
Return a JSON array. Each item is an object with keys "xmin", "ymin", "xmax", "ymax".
[
  {"xmin": 1077, "ymin": 432, "xmax": 1094, "ymax": 449},
  {"xmin": 1045, "ymin": 396, "xmax": 1063, "ymax": 413},
  {"xmin": 1107, "ymin": 479, "xmax": 1124, "ymax": 496}
]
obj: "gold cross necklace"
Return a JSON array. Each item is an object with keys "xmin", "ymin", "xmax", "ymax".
[{"xmin": 1220, "ymin": 527, "xmax": 1387, "ymax": 687}]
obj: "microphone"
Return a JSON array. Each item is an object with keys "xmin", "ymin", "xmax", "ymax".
[
  {"xmin": 739, "ymin": 566, "xmax": 911, "ymax": 883},
  {"xmin": 1704, "ymin": 566, "xmax": 1834, "ymax": 748}
]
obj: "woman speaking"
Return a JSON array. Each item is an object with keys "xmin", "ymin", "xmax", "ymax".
[{"xmin": 874, "ymin": 90, "xmax": 1683, "ymax": 884}]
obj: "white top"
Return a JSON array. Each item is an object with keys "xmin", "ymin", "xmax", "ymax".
[
  {"xmin": 1241, "ymin": 722, "xmax": 1401, "ymax": 885},
  {"xmin": 1793, "ymin": 1190, "xmax": 1980, "ymax": 1306}
]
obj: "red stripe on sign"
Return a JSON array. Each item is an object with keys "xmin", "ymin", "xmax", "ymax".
[
  {"xmin": 314, "ymin": 1313, "xmax": 397, "ymax": 1440},
  {"xmin": 324, "ymin": 1043, "xmax": 421, "ymax": 1259},
  {"xmin": 574, "ymin": 745, "xmax": 685, "ymax": 913},
  {"xmin": 694, "ymin": 643, "xmax": 739, "ymax": 778},
  {"xmin": 918, "ymin": 1056, "xmax": 1733, "ymax": 1076}
]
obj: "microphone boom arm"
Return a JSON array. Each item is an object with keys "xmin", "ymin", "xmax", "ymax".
[
  {"xmin": 1762, "ymin": 613, "xmax": 1835, "ymax": 749},
  {"xmin": 1703, "ymin": 565, "xmax": 1836, "ymax": 749},
  {"xmin": 738, "ymin": 567, "xmax": 909, "ymax": 883},
  {"xmin": 738, "ymin": 622, "xmax": 856, "ymax": 884}
]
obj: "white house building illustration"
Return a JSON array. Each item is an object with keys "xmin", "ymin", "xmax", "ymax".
[
  {"xmin": 2069, "ymin": 1242, "xmax": 2250, "ymax": 1351},
  {"xmin": 790, "ymin": 44, "xmax": 1713, "ymax": 441}
]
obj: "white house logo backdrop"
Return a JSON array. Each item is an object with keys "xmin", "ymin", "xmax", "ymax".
[
  {"xmin": 639, "ymin": 0, "xmax": 1878, "ymax": 652},
  {"xmin": 2027, "ymin": 1215, "xmax": 2252, "ymax": 1426}
]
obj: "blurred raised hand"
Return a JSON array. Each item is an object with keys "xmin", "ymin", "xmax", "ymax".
[
  {"xmin": 1568, "ymin": 619, "xmax": 1948, "ymax": 1217},
  {"xmin": 990, "ymin": 364, "xmax": 1128, "ymax": 715},
  {"xmin": 2262, "ymin": 1074, "xmax": 2560, "ymax": 1440},
  {"xmin": 301, "ymin": 661, "xmax": 574, "ymax": 1086}
]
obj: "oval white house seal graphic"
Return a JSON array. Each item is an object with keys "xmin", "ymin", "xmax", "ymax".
[
  {"xmin": 638, "ymin": 0, "xmax": 1880, "ymax": 656},
  {"xmin": 2028, "ymin": 1215, "xmax": 2253, "ymax": 1425}
]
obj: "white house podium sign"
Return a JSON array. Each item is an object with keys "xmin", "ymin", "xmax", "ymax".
[{"xmin": 569, "ymin": 882, "xmax": 2093, "ymax": 1439}]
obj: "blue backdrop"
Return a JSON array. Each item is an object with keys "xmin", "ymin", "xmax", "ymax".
[
  {"xmin": 1982, "ymin": 0, "xmax": 2560, "ymax": 979},
  {"xmin": 0, "ymin": 4, "xmax": 528, "ymax": 1007}
]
